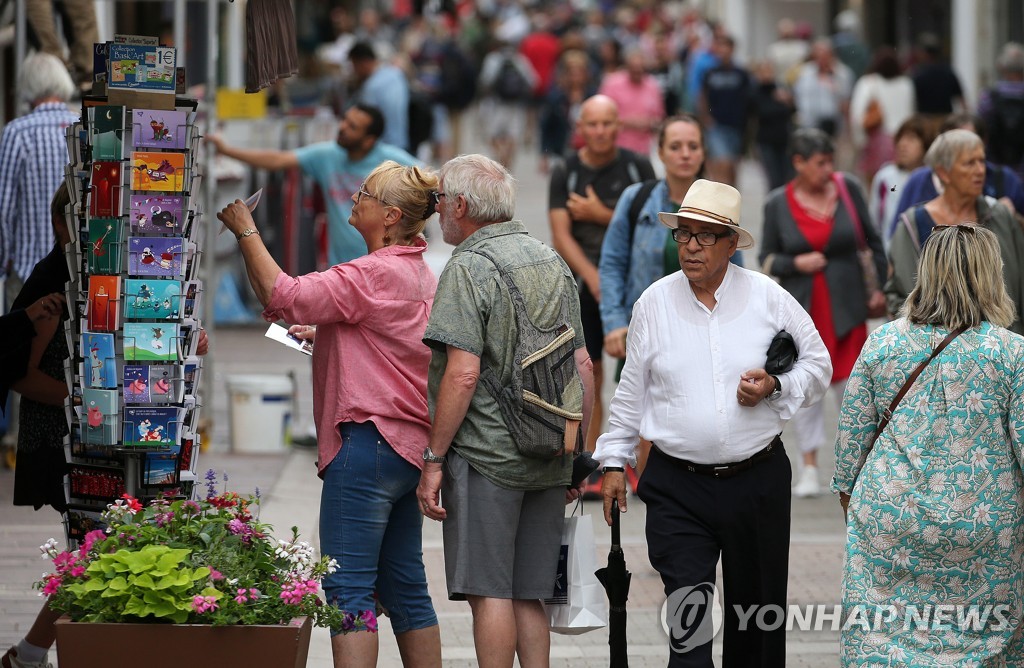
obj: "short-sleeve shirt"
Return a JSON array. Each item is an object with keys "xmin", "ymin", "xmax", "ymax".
[
  {"xmin": 294, "ymin": 141, "xmax": 418, "ymax": 266},
  {"xmin": 548, "ymin": 150, "xmax": 655, "ymax": 265},
  {"xmin": 423, "ymin": 221, "xmax": 585, "ymax": 490},
  {"xmin": 703, "ymin": 63, "xmax": 753, "ymax": 130}
]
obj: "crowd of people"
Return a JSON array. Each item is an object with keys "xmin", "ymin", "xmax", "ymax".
[{"xmin": 5, "ymin": 3, "xmax": 1024, "ymax": 668}]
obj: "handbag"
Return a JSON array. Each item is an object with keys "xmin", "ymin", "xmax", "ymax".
[
  {"xmin": 862, "ymin": 98, "xmax": 883, "ymax": 133},
  {"xmin": 833, "ymin": 173, "xmax": 887, "ymax": 318},
  {"xmin": 544, "ymin": 507, "xmax": 608, "ymax": 635},
  {"xmin": 841, "ymin": 326, "xmax": 966, "ymax": 521},
  {"xmin": 765, "ymin": 330, "xmax": 798, "ymax": 375}
]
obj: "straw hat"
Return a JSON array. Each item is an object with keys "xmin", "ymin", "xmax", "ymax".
[{"xmin": 657, "ymin": 179, "xmax": 754, "ymax": 249}]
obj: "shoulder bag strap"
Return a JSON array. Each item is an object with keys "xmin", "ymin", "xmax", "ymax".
[
  {"xmin": 833, "ymin": 172, "xmax": 867, "ymax": 251},
  {"xmin": 868, "ymin": 326, "xmax": 967, "ymax": 450}
]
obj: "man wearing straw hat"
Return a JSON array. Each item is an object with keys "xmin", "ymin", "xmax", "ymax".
[{"xmin": 594, "ymin": 179, "xmax": 832, "ymax": 666}]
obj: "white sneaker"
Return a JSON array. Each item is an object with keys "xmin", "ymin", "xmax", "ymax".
[
  {"xmin": 2, "ymin": 647, "xmax": 52, "ymax": 668},
  {"xmin": 793, "ymin": 466, "xmax": 820, "ymax": 498}
]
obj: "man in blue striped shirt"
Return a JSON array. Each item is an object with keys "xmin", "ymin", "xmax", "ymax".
[{"xmin": 0, "ymin": 53, "xmax": 78, "ymax": 311}]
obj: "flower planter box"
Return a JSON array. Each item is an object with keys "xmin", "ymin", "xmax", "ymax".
[{"xmin": 54, "ymin": 615, "xmax": 312, "ymax": 668}]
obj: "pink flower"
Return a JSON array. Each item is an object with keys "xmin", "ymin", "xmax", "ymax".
[
  {"xmin": 41, "ymin": 576, "xmax": 61, "ymax": 596},
  {"xmin": 359, "ymin": 609, "xmax": 378, "ymax": 633},
  {"xmin": 81, "ymin": 529, "xmax": 107, "ymax": 553},
  {"xmin": 234, "ymin": 588, "xmax": 249, "ymax": 604},
  {"xmin": 69, "ymin": 565, "xmax": 86, "ymax": 578},
  {"xmin": 192, "ymin": 595, "xmax": 219, "ymax": 614},
  {"xmin": 208, "ymin": 568, "xmax": 224, "ymax": 581},
  {"xmin": 227, "ymin": 518, "xmax": 245, "ymax": 535}
]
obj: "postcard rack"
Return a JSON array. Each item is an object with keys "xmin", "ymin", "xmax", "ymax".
[{"xmin": 59, "ymin": 44, "xmax": 206, "ymax": 539}]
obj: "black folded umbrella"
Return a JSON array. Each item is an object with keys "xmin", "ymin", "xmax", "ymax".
[{"xmin": 595, "ymin": 500, "xmax": 631, "ymax": 668}]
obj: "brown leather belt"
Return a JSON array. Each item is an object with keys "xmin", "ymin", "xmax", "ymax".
[{"xmin": 654, "ymin": 435, "xmax": 783, "ymax": 479}]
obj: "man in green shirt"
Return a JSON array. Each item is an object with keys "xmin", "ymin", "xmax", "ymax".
[{"xmin": 417, "ymin": 154, "xmax": 594, "ymax": 667}]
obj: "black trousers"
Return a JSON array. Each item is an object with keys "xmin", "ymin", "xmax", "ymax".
[{"xmin": 638, "ymin": 442, "xmax": 792, "ymax": 668}]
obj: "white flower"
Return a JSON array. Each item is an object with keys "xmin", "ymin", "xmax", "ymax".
[
  {"xmin": 964, "ymin": 391, "xmax": 985, "ymax": 412},
  {"xmin": 326, "ymin": 558, "xmax": 338, "ymax": 575},
  {"xmin": 922, "ymin": 525, "xmax": 941, "ymax": 544},
  {"xmin": 997, "ymin": 471, "xmax": 1017, "ymax": 492},
  {"xmin": 974, "ymin": 503, "xmax": 994, "ymax": 524},
  {"xmin": 39, "ymin": 538, "xmax": 59, "ymax": 558},
  {"xmin": 906, "ymin": 445, "xmax": 924, "ymax": 467},
  {"xmin": 892, "ymin": 546, "xmax": 913, "ymax": 568},
  {"xmin": 998, "ymin": 528, "xmax": 1015, "ymax": 549},
  {"xmin": 970, "ymin": 448, "xmax": 989, "ymax": 467},
  {"xmin": 928, "ymin": 472, "xmax": 947, "ymax": 494},
  {"xmin": 901, "ymin": 495, "xmax": 920, "ymax": 515},
  {"xmin": 968, "ymin": 558, "xmax": 989, "ymax": 577}
]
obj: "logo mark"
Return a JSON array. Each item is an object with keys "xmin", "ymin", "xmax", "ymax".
[{"xmin": 661, "ymin": 582, "xmax": 723, "ymax": 653}]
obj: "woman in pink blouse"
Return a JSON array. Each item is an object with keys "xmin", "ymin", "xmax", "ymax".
[{"xmin": 218, "ymin": 160, "xmax": 441, "ymax": 667}]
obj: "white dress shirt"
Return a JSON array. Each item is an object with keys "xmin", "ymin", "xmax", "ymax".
[{"xmin": 594, "ymin": 265, "xmax": 832, "ymax": 468}]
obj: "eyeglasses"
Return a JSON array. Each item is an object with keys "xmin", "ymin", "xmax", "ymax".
[
  {"xmin": 356, "ymin": 183, "xmax": 388, "ymax": 206},
  {"xmin": 432, "ymin": 191, "xmax": 447, "ymax": 204},
  {"xmin": 932, "ymin": 223, "xmax": 977, "ymax": 235},
  {"xmin": 671, "ymin": 228, "xmax": 733, "ymax": 246}
]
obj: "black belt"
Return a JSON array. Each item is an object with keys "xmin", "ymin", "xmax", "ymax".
[{"xmin": 654, "ymin": 435, "xmax": 782, "ymax": 479}]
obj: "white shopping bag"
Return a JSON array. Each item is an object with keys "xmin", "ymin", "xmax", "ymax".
[{"xmin": 544, "ymin": 513, "xmax": 608, "ymax": 635}]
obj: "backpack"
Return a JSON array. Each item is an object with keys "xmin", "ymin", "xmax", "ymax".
[
  {"xmin": 988, "ymin": 90, "xmax": 1024, "ymax": 168},
  {"xmin": 493, "ymin": 56, "xmax": 531, "ymax": 102},
  {"xmin": 437, "ymin": 45, "xmax": 477, "ymax": 111},
  {"xmin": 407, "ymin": 90, "xmax": 434, "ymax": 151},
  {"xmin": 468, "ymin": 246, "xmax": 584, "ymax": 459}
]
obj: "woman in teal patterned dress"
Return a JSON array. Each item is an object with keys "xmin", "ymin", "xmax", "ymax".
[{"xmin": 833, "ymin": 224, "xmax": 1024, "ymax": 665}]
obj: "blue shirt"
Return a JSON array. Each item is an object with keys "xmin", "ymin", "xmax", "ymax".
[
  {"xmin": 294, "ymin": 141, "xmax": 418, "ymax": 265},
  {"xmin": 354, "ymin": 65, "xmax": 410, "ymax": 151},
  {"xmin": 0, "ymin": 102, "xmax": 79, "ymax": 280}
]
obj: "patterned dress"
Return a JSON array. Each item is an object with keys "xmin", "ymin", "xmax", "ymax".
[{"xmin": 833, "ymin": 319, "xmax": 1024, "ymax": 666}]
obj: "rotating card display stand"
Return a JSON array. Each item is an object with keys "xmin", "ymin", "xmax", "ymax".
[{"xmin": 59, "ymin": 41, "xmax": 207, "ymax": 542}]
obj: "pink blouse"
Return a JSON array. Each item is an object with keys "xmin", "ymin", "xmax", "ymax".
[{"xmin": 262, "ymin": 240, "xmax": 437, "ymax": 477}]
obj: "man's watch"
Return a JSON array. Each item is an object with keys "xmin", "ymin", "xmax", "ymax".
[
  {"xmin": 768, "ymin": 375, "xmax": 783, "ymax": 399},
  {"xmin": 422, "ymin": 447, "xmax": 445, "ymax": 464}
]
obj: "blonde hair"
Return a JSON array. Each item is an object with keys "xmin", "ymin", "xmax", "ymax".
[
  {"xmin": 366, "ymin": 161, "xmax": 439, "ymax": 244},
  {"xmin": 901, "ymin": 224, "xmax": 1015, "ymax": 329}
]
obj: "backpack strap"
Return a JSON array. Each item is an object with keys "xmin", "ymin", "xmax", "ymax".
[
  {"xmin": 564, "ymin": 153, "xmax": 580, "ymax": 195},
  {"xmin": 626, "ymin": 159, "xmax": 641, "ymax": 184}
]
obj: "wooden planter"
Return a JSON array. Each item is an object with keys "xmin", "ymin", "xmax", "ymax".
[{"xmin": 54, "ymin": 615, "xmax": 312, "ymax": 668}]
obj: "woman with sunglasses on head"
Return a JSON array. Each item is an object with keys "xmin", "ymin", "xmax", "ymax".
[
  {"xmin": 759, "ymin": 128, "xmax": 888, "ymax": 498},
  {"xmin": 885, "ymin": 128, "xmax": 1024, "ymax": 334},
  {"xmin": 217, "ymin": 160, "xmax": 441, "ymax": 668},
  {"xmin": 834, "ymin": 223, "xmax": 1024, "ymax": 665}
]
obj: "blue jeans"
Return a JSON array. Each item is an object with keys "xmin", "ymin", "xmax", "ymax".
[{"xmin": 320, "ymin": 421, "xmax": 437, "ymax": 635}]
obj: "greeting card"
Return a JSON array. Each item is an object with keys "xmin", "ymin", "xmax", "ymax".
[
  {"xmin": 182, "ymin": 280, "xmax": 201, "ymax": 319},
  {"xmin": 130, "ymin": 151, "xmax": 185, "ymax": 192},
  {"xmin": 124, "ymin": 278, "xmax": 181, "ymax": 320},
  {"xmin": 87, "ymin": 218, "xmax": 124, "ymax": 274},
  {"xmin": 182, "ymin": 359, "xmax": 201, "ymax": 397},
  {"xmin": 90, "ymin": 105, "xmax": 125, "ymax": 160},
  {"xmin": 123, "ymin": 364, "xmax": 150, "ymax": 404},
  {"xmin": 66, "ymin": 505, "xmax": 110, "ymax": 541},
  {"xmin": 123, "ymin": 406, "xmax": 180, "ymax": 447},
  {"xmin": 82, "ymin": 388, "xmax": 119, "ymax": 445},
  {"xmin": 81, "ymin": 332, "xmax": 117, "ymax": 389},
  {"xmin": 127, "ymin": 236, "xmax": 183, "ymax": 277},
  {"xmin": 89, "ymin": 161, "xmax": 123, "ymax": 217},
  {"xmin": 87, "ymin": 275, "xmax": 121, "ymax": 332},
  {"xmin": 123, "ymin": 322, "xmax": 178, "ymax": 362},
  {"xmin": 129, "ymin": 194, "xmax": 184, "ymax": 234},
  {"xmin": 149, "ymin": 364, "xmax": 181, "ymax": 404},
  {"xmin": 131, "ymin": 109, "xmax": 189, "ymax": 151},
  {"xmin": 143, "ymin": 451, "xmax": 179, "ymax": 486}
]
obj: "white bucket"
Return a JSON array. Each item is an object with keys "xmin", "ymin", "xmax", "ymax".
[{"xmin": 226, "ymin": 374, "xmax": 293, "ymax": 453}]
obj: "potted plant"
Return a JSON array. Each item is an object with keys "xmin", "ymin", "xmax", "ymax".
[{"xmin": 36, "ymin": 473, "xmax": 372, "ymax": 668}]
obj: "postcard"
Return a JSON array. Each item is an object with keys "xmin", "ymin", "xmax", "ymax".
[
  {"xmin": 89, "ymin": 161, "xmax": 123, "ymax": 217},
  {"xmin": 129, "ymin": 194, "xmax": 184, "ymax": 234},
  {"xmin": 107, "ymin": 43, "xmax": 176, "ymax": 94},
  {"xmin": 82, "ymin": 388, "xmax": 119, "ymax": 445},
  {"xmin": 69, "ymin": 464, "xmax": 126, "ymax": 500},
  {"xmin": 124, "ymin": 278, "xmax": 181, "ymax": 320},
  {"xmin": 123, "ymin": 364, "xmax": 151, "ymax": 404},
  {"xmin": 177, "ymin": 319, "xmax": 200, "ymax": 359},
  {"xmin": 123, "ymin": 406, "xmax": 180, "ymax": 447},
  {"xmin": 81, "ymin": 332, "xmax": 117, "ymax": 389},
  {"xmin": 130, "ymin": 151, "xmax": 185, "ymax": 192},
  {"xmin": 66, "ymin": 504, "xmax": 109, "ymax": 541},
  {"xmin": 265, "ymin": 323, "xmax": 312, "ymax": 356},
  {"xmin": 127, "ymin": 236, "xmax": 183, "ymax": 277},
  {"xmin": 144, "ymin": 451, "xmax": 179, "ymax": 487},
  {"xmin": 87, "ymin": 218, "xmax": 124, "ymax": 274},
  {"xmin": 182, "ymin": 358, "xmax": 202, "ymax": 397},
  {"xmin": 182, "ymin": 280, "xmax": 201, "ymax": 319},
  {"xmin": 90, "ymin": 105, "xmax": 124, "ymax": 160},
  {"xmin": 149, "ymin": 364, "xmax": 182, "ymax": 404},
  {"xmin": 132, "ymin": 108, "xmax": 189, "ymax": 151},
  {"xmin": 87, "ymin": 275, "xmax": 120, "ymax": 332},
  {"xmin": 123, "ymin": 322, "xmax": 178, "ymax": 362}
]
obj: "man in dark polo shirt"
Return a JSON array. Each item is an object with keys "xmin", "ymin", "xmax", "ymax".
[{"xmin": 548, "ymin": 94, "xmax": 654, "ymax": 459}]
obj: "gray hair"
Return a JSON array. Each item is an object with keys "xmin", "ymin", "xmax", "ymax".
[
  {"xmin": 902, "ymin": 224, "xmax": 1015, "ymax": 329},
  {"xmin": 438, "ymin": 154, "xmax": 517, "ymax": 224},
  {"xmin": 924, "ymin": 129, "xmax": 984, "ymax": 172},
  {"xmin": 20, "ymin": 52, "xmax": 75, "ymax": 104},
  {"xmin": 789, "ymin": 128, "xmax": 835, "ymax": 159},
  {"xmin": 997, "ymin": 42, "xmax": 1024, "ymax": 75}
]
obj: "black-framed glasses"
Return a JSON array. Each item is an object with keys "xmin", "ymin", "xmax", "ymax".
[
  {"xmin": 671, "ymin": 228, "xmax": 733, "ymax": 246},
  {"xmin": 432, "ymin": 191, "xmax": 449, "ymax": 204}
]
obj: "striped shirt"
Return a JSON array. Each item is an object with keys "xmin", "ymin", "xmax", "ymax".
[{"xmin": 0, "ymin": 102, "xmax": 78, "ymax": 280}]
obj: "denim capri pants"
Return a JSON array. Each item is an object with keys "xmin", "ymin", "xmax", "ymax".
[{"xmin": 319, "ymin": 421, "xmax": 438, "ymax": 635}]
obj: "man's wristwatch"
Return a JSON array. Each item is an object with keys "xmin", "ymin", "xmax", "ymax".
[
  {"xmin": 422, "ymin": 447, "xmax": 445, "ymax": 464},
  {"xmin": 768, "ymin": 375, "xmax": 783, "ymax": 399},
  {"xmin": 236, "ymin": 228, "xmax": 259, "ymax": 240}
]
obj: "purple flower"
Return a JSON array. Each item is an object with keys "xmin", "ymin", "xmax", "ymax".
[
  {"xmin": 340, "ymin": 612, "xmax": 356, "ymax": 632},
  {"xmin": 227, "ymin": 518, "xmax": 245, "ymax": 535}
]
